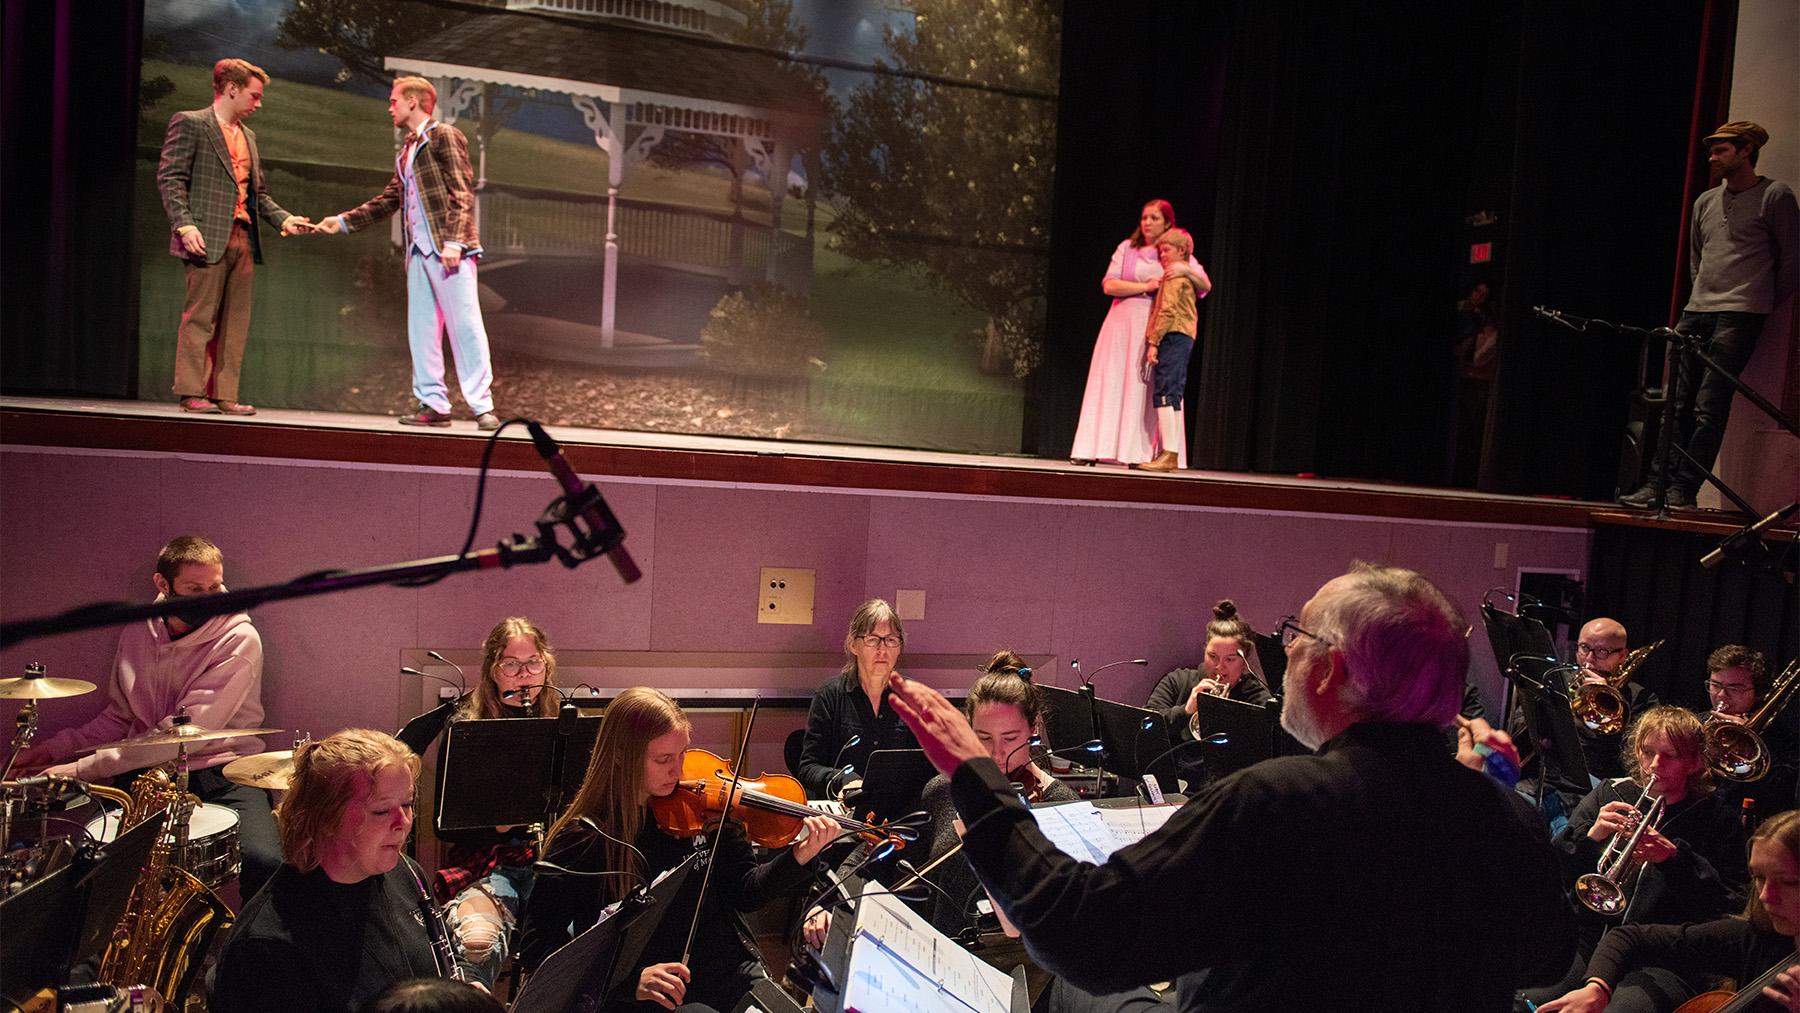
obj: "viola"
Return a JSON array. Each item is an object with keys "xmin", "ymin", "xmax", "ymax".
[{"xmin": 650, "ymin": 748, "xmax": 918, "ymax": 852}]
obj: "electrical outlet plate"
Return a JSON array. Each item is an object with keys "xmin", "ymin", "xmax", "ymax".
[{"xmin": 758, "ymin": 567, "xmax": 816, "ymax": 625}]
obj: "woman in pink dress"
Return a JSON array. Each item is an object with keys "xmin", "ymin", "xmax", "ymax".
[{"xmin": 1070, "ymin": 199, "xmax": 1211, "ymax": 467}]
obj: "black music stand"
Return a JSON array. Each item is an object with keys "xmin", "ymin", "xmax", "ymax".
[
  {"xmin": 437, "ymin": 712, "xmax": 602, "ymax": 833},
  {"xmin": 1189, "ymin": 693, "xmax": 1276, "ymax": 777},
  {"xmin": 397, "ymin": 697, "xmax": 460, "ymax": 756},
  {"xmin": 1479, "ymin": 599, "xmax": 1557, "ymax": 719},
  {"xmin": 512, "ymin": 852, "xmax": 700, "ymax": 1013},
  {"xmin": 1506, "ymin": 657, "xmax": 1590, "ymax": 815},
  {"xmin": 1089, "ymin": 697, "xmax": 1176, "ymax": 788},
  {"xmin": 0, "ymin": 814, "xmax": 164, "ymax": 1006},
  {"xmin": 856, "ymin": 749, "xmax": 938, "ymax": 824},
  {"xmin": 1039, "ymin": 685, "xmax": 1099, "ymax": 756}
]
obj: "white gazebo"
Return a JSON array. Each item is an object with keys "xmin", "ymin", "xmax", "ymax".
[{"xmin": 384, "ymin": 0, "xmax": 826, "ymax": 348}]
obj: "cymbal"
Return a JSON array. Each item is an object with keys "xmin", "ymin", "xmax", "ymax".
[
  {"xmin": 86, "ymin": 723, "xmax": 284, "ymax": 753},
  {"xmin": 0, "ymin": 676, "xmax": 98, "ymax": 700},
  {"xmin": 222, "ymin": 750, "xmax": 297, "ymax": 791}
]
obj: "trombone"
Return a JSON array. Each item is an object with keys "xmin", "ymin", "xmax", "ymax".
[
  {"xmin": 1570, "ymin": 640, "xmax": 1664, "ymax": 736},
  {"xmin": 1573, "ymin": 776, "xmax": 1664, "ymax": 916},
  {"xmin": 1706, "ymin": 658, "xmax": 1798, "ymax": 783}
]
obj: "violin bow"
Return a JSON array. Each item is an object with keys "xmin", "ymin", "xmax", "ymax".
[{"xmin": 681, "ymin": 696, "xmax": 760, "ymax": 966}]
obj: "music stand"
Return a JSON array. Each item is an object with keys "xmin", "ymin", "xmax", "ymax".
[
  {"xmin": 1188, "ymin": 693, "xmax": 1276, "ymax": 777},
  {"xmin": 1506, "ymin": 657, "xmax": 1590, "ymax": 813},
  {"xmin": 512, "ymin": 852, "xmax": 700, "ymax": 1013},
  {"xmin": 1, "ymin": 814, "xmax": 164, "ymax": 1006},
  {"xmin": 856, "ymin": 750, "xmax": 938, "ymax": 823},
  {"xmin": 396, "ymin": 697, "xmax": 459, "ymax": 756},
  {"xmin": 1039, "ymin": 685, "xmax": 1099, "ymax": 755},
  {"xmin": 1089, "ymin": 697, "xmax": 1176, "ymax": 786},
  {"xmin": 1479, "ymin": 599, "xmax": 1557, "ymax": 719},
  {"xmin": 437, "ymin": 713, "xmax": 602, "ymax": 833}
]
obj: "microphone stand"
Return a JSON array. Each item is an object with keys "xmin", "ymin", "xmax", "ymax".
[
  {"xmin": 1, "ymin": 419, "xmax": 640, "ymax": 647},
  {"xmin": 1073, "ymin": 658, "xmax": 1147, "ymax": 761},
  {"xmin": 1534, "ymin": 307, "xmax": 1798, "ymax": 533}
]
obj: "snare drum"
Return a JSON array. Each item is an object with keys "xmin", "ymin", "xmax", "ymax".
[{"xmin": 87, "ymin": 802, "xmax": 241, "ymax": 887}]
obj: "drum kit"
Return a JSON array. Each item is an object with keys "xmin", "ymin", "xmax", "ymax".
[{"xmin": 1, "ymin": 665, "xmax": 301, "ymax": 895}]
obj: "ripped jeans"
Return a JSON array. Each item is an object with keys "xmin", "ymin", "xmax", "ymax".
[{"xmin": 446, "ymin": 860, "xmax": 536, "ymax": 987}]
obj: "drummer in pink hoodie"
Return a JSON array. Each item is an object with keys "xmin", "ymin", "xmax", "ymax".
[{"xmin": 20, "ymin": 535, "xmax": 279, "ymax": 897}]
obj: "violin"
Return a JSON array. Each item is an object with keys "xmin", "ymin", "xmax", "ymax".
[{"xmin": 651, "ymin": 748, "xmax": 918, "ymax": 852}]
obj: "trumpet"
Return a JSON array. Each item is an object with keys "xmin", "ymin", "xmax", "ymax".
[
  {"xmin": 1570, "ymin": 640, "xmax": 1664, "ymax": 736},
  {"xmin": 1706, "ymin": 658, "xmax": 1798, "ymax": 783},
  {"xmin": 1574, "ymin": 777, "xmax": 1665, "ymax": 916}
]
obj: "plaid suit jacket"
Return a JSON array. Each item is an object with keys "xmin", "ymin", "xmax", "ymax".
[
  {"xmin": 341, "ymin": 120, "xmax": 483, "ymax": 256},
  {"xmin": 156, "ymin": 108, "xmax": 292, "ymax": 265}
]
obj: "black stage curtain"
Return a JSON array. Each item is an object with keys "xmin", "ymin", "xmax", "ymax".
[
  {"xmin": 1, "ymin": 0, "xmax": 144, "ymax": 398},
  {"xmin": 1033, "ymin": 4, "xmax": 1232, "ymax": 458},
  {"xmin": 1043, "ymin": 2, "xmax": 1729, "ymax": 495},
  {"xmin": 1485, "ymin": 2, "xmax": 1729, "ymax": 500},
  {"xmin": 1586, "ymin": 523, "xmax": 1797, "ymax": 711}
]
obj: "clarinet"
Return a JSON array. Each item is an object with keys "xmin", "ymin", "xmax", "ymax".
[{"xmin": 402, "ymin": 855, "xmax": 469, "ymax": 982}]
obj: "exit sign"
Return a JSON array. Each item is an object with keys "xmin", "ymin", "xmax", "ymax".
[{"xmin": 1469, "ymin": 242, "xmax": 1493, "ymax": 263}]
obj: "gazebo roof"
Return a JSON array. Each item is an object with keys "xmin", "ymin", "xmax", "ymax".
[{"xmin": 386, "ymin": 12, "xmax": 827, "ymax": 129}]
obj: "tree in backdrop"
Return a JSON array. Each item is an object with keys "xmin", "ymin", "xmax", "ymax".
[
  {"xmin": 822, "ymin": 0, "xmax": 1061, "ymax": 378},
  {"xmin": 275, "ymin": 0, "xmax": 461, "ymax": 85},
  {"xmin": 643, "ymin": 0, "xmax": 832, "ymax": 233}
]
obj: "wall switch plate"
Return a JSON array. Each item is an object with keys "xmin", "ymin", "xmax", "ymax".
[{"xmin": 758, "ymin": 567, "xmax": 816, "ymax": 624}]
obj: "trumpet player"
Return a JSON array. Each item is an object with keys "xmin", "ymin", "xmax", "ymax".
[
  {"xmin": 1146, "ymin": 599, "xmax": 1273, "ymax": 788},
  {"xmin": 1513, "ymin": 618, "xmax": 1661, "ymax": 822},
  {"xmin": 1521, "ymin": 706, "xmax": 1747, "ymax": 1008},
  {"xmin": 1700, "ymin": 644, "xmax": 1797, "ymax": 820}
]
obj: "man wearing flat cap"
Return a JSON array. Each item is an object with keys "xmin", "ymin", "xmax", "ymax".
[{"xmin": 1621, "ymin": 120, "xmax": 1798, "ymax": 510}]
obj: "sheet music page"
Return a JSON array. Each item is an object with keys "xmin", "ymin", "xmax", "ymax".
[
  {"xmin": 842, "ymin": 891, "xmax": 1012, "ymax": 1013},
  {"xmin": 1027, "ymin": 802, "xmax": 1114, "ymax": 863},
  {"xmin": 1094, "ymin": 803, "xmax": 1177, "ymax": 848},
  {"xmin": 1027, "ymin": 801, "xmax": 1179, "ymax": 863}
]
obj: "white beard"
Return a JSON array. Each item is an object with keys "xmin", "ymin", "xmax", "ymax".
[{"xmin": 1280, "ymin": 688, "xmax": 1328, "ymax": 751}]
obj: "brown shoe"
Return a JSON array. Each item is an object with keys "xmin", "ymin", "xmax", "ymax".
[
  {"xmin": 179, "ymin": 396, "xmax": 221, "ymax": 414},
  {"xmin": 216, "ymin": 400, "xmax": 257, "ymax": 416},
  {"xmin": 1138, "ymin": 451, "xmax": 1180, "ymax": 472}
]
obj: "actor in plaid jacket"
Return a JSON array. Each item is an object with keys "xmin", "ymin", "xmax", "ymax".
[
  {"xmin": 325, "ymin": 76, "xmax": 497, "ymax": 429},
  {"xmin": 157, "ymin": 58, "xmax": 308, "ymax": 415}
]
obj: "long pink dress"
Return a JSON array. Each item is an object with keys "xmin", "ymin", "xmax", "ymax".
[{"xmin": 1069, "ymin": 240, "xmax": 1193, "ymax": 466}]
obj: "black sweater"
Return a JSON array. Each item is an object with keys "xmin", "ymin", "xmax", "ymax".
[
  {"xmin": 211, "ymin": 863, "xmax": 459, "ymax": 1013},
  {"xmin": 949, "ymin": 721, "xmax": 1576, "ymax": 1013}
]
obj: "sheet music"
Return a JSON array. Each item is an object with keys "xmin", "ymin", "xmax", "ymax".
[
  {"xmin": 1028, "ymin": 801, "xmax": 1177, "ymax": 863},
  {"xmin": 842, "ymin": 891, "xmax": 1013, "ymax": 1013}
]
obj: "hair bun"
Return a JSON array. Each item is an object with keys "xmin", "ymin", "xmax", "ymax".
[{"xmin": 1212, "ymin": 599, "xmax": 1238, "ymax": 621}]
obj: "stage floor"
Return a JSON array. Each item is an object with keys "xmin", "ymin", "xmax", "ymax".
[{"xmin": 0, "ymin": 395, "xmax": 1759, "ymax": 535}]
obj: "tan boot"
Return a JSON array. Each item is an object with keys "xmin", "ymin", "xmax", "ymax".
[{"xmin": 1139, "ymin": 451, "xmax": 1179, "ymax": 472}]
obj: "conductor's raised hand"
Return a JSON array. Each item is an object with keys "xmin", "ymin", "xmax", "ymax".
[{"xmin": 885, "ymin": 673, "xmax": 984, "ymax": 777}]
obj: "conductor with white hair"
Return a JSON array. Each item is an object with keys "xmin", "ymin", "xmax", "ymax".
[{"xmin": 885, "ymin": 563, "xmax": 1577, "ymax": 1013}]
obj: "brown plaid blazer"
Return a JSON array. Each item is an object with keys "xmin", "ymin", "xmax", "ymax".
[
  {"xmin": 156, "ymin": 108, "xmax": 292, "ymax": 265},
  {"xmin": 341, "ymin": 120, "xmax": 483, "ymax": 256}
]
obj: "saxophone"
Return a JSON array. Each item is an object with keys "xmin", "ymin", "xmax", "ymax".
[{"xmin": 96, "ymin": 766, "xmax": 233, "ymax": 1005}]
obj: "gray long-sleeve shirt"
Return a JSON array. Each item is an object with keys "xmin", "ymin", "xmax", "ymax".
[{"xmin": 1685, "ymin": 177, "xmax": 1799, "ymax": 314}]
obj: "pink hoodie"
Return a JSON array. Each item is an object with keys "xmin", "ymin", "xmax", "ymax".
[{"xmin": 40, "ymin": 604, "xmax": 266, "ymax": 780}]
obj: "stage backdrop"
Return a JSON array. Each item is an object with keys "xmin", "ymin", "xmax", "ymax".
[{"xmin": 132, "ymin": 0, "xmax": 1060, "ymax": 453}]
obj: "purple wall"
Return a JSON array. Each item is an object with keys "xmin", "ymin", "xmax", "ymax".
[{"xmin": 1, "ymin": 446, "xmax": 1590, "ymax": 766}]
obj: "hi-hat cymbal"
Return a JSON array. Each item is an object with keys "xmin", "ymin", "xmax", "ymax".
[
  {"xmin": 86, "ymin": 724, "xmax": 284, "ymax": 753},
  {"xmin": 0, "ymin": 676, "xmax": 98, "ymax": 700},
  {"xmin": 222, "ymin": 750, "xmax": 297, "ymax": 791}
]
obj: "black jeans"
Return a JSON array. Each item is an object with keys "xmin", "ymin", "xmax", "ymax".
[{"xmin": 1659, "ymin": 310, "xmax": 1766, "ymax": 493}]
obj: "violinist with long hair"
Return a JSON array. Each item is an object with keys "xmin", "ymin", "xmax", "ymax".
[{"xmin": 516, "ymin": 687, "xmax": 843, "ymax": 1011}]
